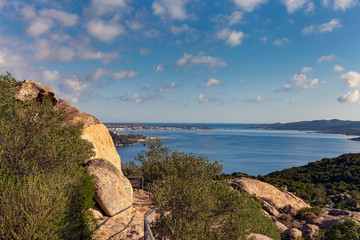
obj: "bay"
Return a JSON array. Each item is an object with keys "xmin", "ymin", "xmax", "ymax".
[{"xmin": 114, "ymin": 123, "xmax": 360, "ymax": 176}]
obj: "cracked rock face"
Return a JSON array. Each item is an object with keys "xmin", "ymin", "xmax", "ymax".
[{"xmin": 85, "ymin": 158, "xmax": 133, "ymax": 217}]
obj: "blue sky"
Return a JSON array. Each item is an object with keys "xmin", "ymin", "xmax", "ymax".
[{"xmin": 0, "ymin": 0, "xmax": 359, "ymax": 123}]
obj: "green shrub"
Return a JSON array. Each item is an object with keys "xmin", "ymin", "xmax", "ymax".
[
  {"xmin": 138, "ymin": 140, "xmax": 280, "ymax": 240},
  {"xmin": 324, "ymin": 218, "xmax": 360, "ymax": 240},
  {"xmin": 0, "ymin": 72, "xmax": 96, "ymax": 239}
]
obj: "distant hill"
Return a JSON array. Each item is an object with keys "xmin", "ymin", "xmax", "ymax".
[
  {"xmin": 252, "ymin": 119, "xmax": 360, "ymax": 136},
  {"xmin": 259, "ymin": 153, "xmax": 360, "ymax": 210}
]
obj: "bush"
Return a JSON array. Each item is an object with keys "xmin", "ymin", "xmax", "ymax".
[
  {"xmin": 324, "ymin": 218, "xmax": 360, "ymax": 240},
  {"xmin": 0, "ymin": 72, "xmax": 96, "ymax": 239},
  {"xmin": 138, "ymin": 140, "xmax": 281, "ymax": 240}
]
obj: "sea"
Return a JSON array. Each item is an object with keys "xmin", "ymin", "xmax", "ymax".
[{"xmin": 114, "ymin": 123, "xmax": 360, "ymax": 176}]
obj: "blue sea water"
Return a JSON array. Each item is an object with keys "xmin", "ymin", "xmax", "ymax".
[{"xmin": 114, "ymin": 123, "xmax": 360, "ymax": 176}]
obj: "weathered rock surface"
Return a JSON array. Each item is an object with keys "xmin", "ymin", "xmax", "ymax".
[
  {"xmin": 15, "ymin": 79, "xmax": 133, "ymax": 218},
  {"xmin": 274, "ymin": 221, "xmax": 288, "ymax": 233},
  {"xmin": 15, "ymin": 80, "xmax": 58, "ymax": 104},
  {"xmin": 85, "ymin": 158, "xmax": 133, "ymax": 217},
  {"xmin": 56, "ymin": 99, "xmax": 121, "ymax": 170},
  {"xmin": 301, "ymin": 224, "xmax": 319, "ymax": 240},
  {"xmin": 262, "ymin": 200, "xmax": 280, "ymax": 217},
  {"xmin": 231, "ymin": 178, "xmax": 310, "ymax": 211},
  {"xmin": 248, "ymin": 233, "xmax": 274, "ymax": 240},
  {"xmin": 315, "ymin": 208, "xmax": 360, "ymax": 229},
  {"xmin": 281, "ymin": 228, "xmax": 302, "ymax": 240}
]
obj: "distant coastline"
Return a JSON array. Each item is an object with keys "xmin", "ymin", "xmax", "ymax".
[
  {"xmin": 105, "ymin": 123, "xmax": 213, "ymax": 131},
  {"xmin": 250, "ymin": 119, "xmax": 360, "ymax": 138}
]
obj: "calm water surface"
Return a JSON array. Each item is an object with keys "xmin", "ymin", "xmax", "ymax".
[{"xmin": 114, "ymin": 123, "xmax": 360, "ymax": 176}]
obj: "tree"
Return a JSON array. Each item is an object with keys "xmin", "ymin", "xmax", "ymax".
[
  {"xmin": 0, "ymin": 72, "xmax": 96, "ymax": 239},
  {"xmin": 138, "ymin": 140, "xmax": 280, "ymax": 240}
]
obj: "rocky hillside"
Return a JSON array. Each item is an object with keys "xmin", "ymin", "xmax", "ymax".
[{"xmin": 15, "ymin": 80, "xmax": 133, "ymax": 218}]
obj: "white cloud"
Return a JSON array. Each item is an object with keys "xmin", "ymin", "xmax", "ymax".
[
  {"xmin": 305, "ymin": 2, "xmax": 316, "ymax": 12},
  {"xmin": 87, "ymin": 19, "xmax": 125, "ymax": 42},
  {"xmin": 111, "ymin": 70, "xmax": 140, "ymax": 80},
  {"xmin": 42, "ymin": 70, "xmax": 60, "ymax": 84},
  {"xmin": 89, "ymin": 0, "xmax": 128, "ymax": 16},
  {"xmin": 302, "ymin": 18, "xmax": 342, "ymax": 34},
  {"xmin": 337, "ymin": 89, "xmax": 360, "ymax": 103},
  {"xmin": 25, "ymin": 8, "xmax": 79, "ymax": 37},
  {"xmin": 317, "ymin": 54, "xmax": 337, "ymax": 62},
  {"xmin": 159, "ymin": 82, "xmax": 176, "ymax": 92},
  {"xmin": 197, "ymin": 93, "xmax": 209, "ymax": 103},
  {"xmin": 170, "ymin": 24, "xmax": 193, "ymax": 35},
  {"xmin": 323, "ymin": 0, "xmax": 357, "ymax": 10},
  {"xmin": 228, "ymin": 11, "xmax": 243, "ymax": 25},
  {"xmin": 281, "ymin": 0, "xmax": 308, "ymax": 13},
  {"xmin": 301, "ymin": 67, "xmax": 313, "ymax": 73},
  {"xmin": 77, "ymin": 48, "xmax": 119, "ymax": 63},
  {"xmin": 144, "ymin": 29, "xmax": 160, "ymax": 38},
  {"xmin": 290, "ymin": 99, "xmax": 297, "ymax": 103},
  {"xmin": 176, "ymin": 53, "xmax": 227, "ymax": 69},
  {"xmin": 58, "ymin": 46, "xmax": 75, "ymax": 62},
  {"xmin": 333, "ymin": 65, "xmax": 344, "ymax": 72},
  {"xmin": 139, "ymin": 48, "xmax": 152, "ymax": 55},
  {"xmin": 40, "ymin": 9, "xmax": 78, "ymax": 27},
  {"xmin": 274, "ymin": 37, "xmax": 290, "ymax": 46},
  {"xmin": 233, "ymin": 0, "xmax": 268, "ymax": 12},
  {"xmin": 27, "ymin": 18, "xmax": 53, "ymax": 37},
  {"xmin": 202, "ymin": 78, "xmax": 223, "ymax": 87},
  {"xmin": 155, "ymin": 64, "xmax": 165, "ymax": 73},
  {"xmin": 91, "ymin": 68, "xmax": 107, "ymax": 81},
  {"xmin": 117, "ymin": 93, "xmax": 159, "ymax": 103},
  {"xmin": 217, "ymin": 29, "xmax": 245, "ymax": 47},
  {"xmin": 260, "ymin": 36, "xmax": 268, "ymax": 43},
  {"xmin": 290, "ymin": 74, "xmax": 319, "ymax": 89},
  {"xmin": 127, "ymin": 20, "xmax": 144, "ymax": 31},
  {"xmin": 152, "ymin": 0, "xmax": 188, "ymax": 20},
  {"xmin": 340, "ymin": 71, "xmax": 360, "ymax": 88}
]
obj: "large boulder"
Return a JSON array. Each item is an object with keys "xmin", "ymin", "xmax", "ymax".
[
  {"xmin": 231, "ymin": 178, "xmax": 310, "ymax": 212},
  {"xmin": 85, "ymin": 158, "xmax": 133, "ymax": 217},
  {"xmin": 56, "ymin": 99, "xmax": 121, "ymax": 170}
]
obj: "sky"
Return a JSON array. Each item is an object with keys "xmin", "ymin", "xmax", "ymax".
[{"xmin": 0, "ymin": 0, "xmax": 360, "ymax": 123}]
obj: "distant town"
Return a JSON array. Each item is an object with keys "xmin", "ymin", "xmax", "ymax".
[{"xmin": 105, "ymin": 123, "xmax": 213, "ymax": 131}]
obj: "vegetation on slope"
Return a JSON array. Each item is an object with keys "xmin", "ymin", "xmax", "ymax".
[
  {"xmin": 136, "ymin": 140, "xmax": 280, "ymax": 240},
  {"xmin": 252, "ymin": 119, "xmax": 360, "ymax": 136},
  {"xmin": 0, "ymin": 72, "xmax": 96, "ymax": 239},
  {"xmin": 259, "ymin": 153, "xmax": 360, "ymax": 210}
]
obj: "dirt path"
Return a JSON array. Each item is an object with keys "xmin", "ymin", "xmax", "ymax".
[{"xmin": 93, "ymin": 189, "xmax": 156, "ymax": 240}]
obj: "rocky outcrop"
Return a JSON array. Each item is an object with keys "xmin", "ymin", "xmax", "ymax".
[
  {"xmin": 15, "ymin": 79, "xmax": 132, "ymax": 217},
  {"xmin": 85, "ymin": 158, "xmax": 133, "ymax": 217},
  {"xmin": 56, "ymin": 99, "xmax": 121, "ymax": 170},
  {"xmin": 281, "ymin": 228, "xmax": 302, "ymax": 240},
  {"xmin": 231, "ymin": 178, "xmax": 310, "ymax": 211},
  {"xmin": 15, "ymin": 80, "xmax": 58, "ymax": 104}
]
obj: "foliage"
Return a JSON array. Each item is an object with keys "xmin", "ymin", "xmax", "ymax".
[
  {"xmin": 138, "ymin": 140, "xmax": 281, "ymax": 240},
  {"xmin": 324, "ymin": 218, "xmax": 360, "ymax": 240},
  {"xmin": 121, "ymin": 160, "xmax": 143, "ymax": 177},
  {"xmin": 259, "ymin": 153, "xmax": 360, "ymax": 210},
  {"xmin": 0, "ymin": 72, "xmax": 96, "ymax": 239}
]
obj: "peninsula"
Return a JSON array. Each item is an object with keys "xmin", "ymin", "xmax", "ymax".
[{"xmin": 109, "ymin": 131, "xmax": 171, "ymax": 146}]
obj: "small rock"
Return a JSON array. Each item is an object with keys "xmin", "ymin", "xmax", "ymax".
[
  {"xmin": 301, "ymin": 224, "xmax": 319, "ymax": 240},
  {"xmin": 248, "ymin": 233, "xmax": 274, "ymax": 240},
  {"xmin": 263, "ymin": 200, "xmax": 280, "ymax": 217},
  {"xmin": 274, "ymin": 221, "xmax": 288, "ymax": 233},
  {"xmin": 281, "ymin": 228, "xmax": 302, "ymax": 240},
  {"xmin": 90, "ymin": 205, "xmax": 104, "ymax": 219}
]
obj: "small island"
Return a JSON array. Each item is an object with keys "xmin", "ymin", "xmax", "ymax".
[
  {"xmin": 105, "ymin": 123, "xmax": 213, "ymax": 131},
  {"xmin": 109, "ymin": 131, "xmax": 172, "ymax": 146}
]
